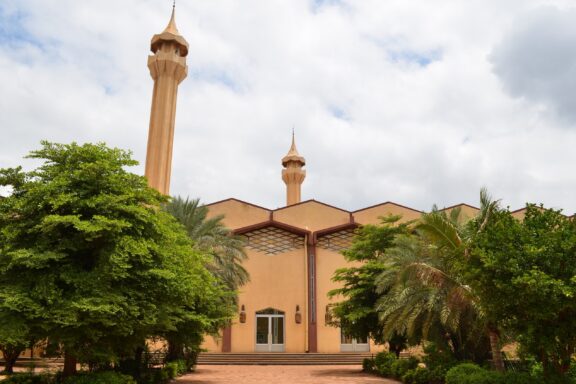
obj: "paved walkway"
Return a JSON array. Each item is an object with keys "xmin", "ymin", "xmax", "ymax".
[{"xmin": 176, "ymin": 365, "xmax": 400, "ymax": 384}]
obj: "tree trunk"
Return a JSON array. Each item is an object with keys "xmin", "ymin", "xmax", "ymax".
[
  {"xmin": 488, "ymin": 327, "xmax": 504, "ymax": 372},
  {"xmin": 63, "ymin": 351, "xmax": 77, "ymax": 377},
  {"xmin": 388, "ymin": 341, "xmax": 402, "ymax": 358},
  {"xmin": 1, "ymin": 347, "xmax": 23, "ymax": 374},
  {"xmin": 166, "ymin": 337, "xmax": 183, "ymax": 362}
]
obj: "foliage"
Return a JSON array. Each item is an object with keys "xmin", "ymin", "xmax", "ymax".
[
  {"xmin": 62, "ymin": 372, "xmax": 136, "ymax": 384},
  {"xmin": 373, "ymin": 351, "xmax": 398, "ymax": 376},
  {"xmin": 401, "ymin": 367, "xmax": 445, "ymax": 384},
  {"xmin": 362, "ymin": 357, "xmax": 376, "ymax": 373},
  {"xmin": 163, "ymin": 197, "xmax": 249, "ymax": 293},
  {"xmin": 162, "ymin": 197, "xmax": 246, "ymax": 362},
  {"xmin": 445, "ymin": 363, "xmax": 542, "ymax": 384},
  {"xmin": 468, "ymin": 204, "xmax": 576, "ymax": 379},
  {"xmin": 376, "ymin": 226, "xmax": 490, "ymax": 362},
  {"xmin": 445, "ymin": 363, "xmax": 485, "ymax": 384},
  {"xmin": 375, "ymin": 191, "xmax": 503, "ymax": 367},
  {"xmin": 329, "ymin": 216, "xmax": 410, "ymax": 353},
  {"xmin": 390, "ymin": 357, "xmax": 420, "ymax": 379},
  {"xmin": 0, "ymin": 142, "xmax": 230, "ymax": 374},
  {"xmin": 0, "ymin": 373, "xmax": 55, "ymax": 384},
  {"xmin": 0, "ymin": 317, "xmax": 32, "ymax": 373}
]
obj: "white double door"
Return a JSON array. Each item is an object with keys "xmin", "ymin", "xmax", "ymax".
[
  {"xmin": 255, "ymin": 314, "xmax": 285, "ymax": 352},
  {"xmin": 340, "ymin": 331, "xmax": 369, "ymax": 352}
]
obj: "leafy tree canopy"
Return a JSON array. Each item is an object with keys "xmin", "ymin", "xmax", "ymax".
[
  {"xmin": 0, "ymin": 141, "xmax": 231, "ymax": 369},
  {"xmin": 468, "ymin": 204, "xmax": 576, "ymax": 379},
  {"xmin": 328, "ymin": 215, "xmax": 411, "ymax": 354}
]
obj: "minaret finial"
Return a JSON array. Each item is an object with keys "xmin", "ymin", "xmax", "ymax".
[{"xmin": 163, "ymin": 1, "xmax": 180, "ymax": 35}]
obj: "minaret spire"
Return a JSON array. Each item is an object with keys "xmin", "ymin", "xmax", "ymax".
[
  {"xmin": 144, "ymin": 5, "xmax": 189, "ymax": 194},
  {"xmin": 282, "ymin": 132, "xmax": 306, "ymax": 206},
  {"xmin": 163, "ymin": 1, "xmax": 179, "ymax": 35}
]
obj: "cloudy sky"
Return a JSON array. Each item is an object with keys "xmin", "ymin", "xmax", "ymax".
[{"xmin": 1, "ymin": 0, "xmax": 575, "ymax": 213}]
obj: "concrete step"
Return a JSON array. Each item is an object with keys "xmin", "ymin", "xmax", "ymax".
[{"xmin": 197, "ymin": 353, "xmax": 374, "ymax": 366}]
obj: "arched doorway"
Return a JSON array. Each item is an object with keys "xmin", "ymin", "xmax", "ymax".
[{"xmin": 255, "ymin": 308, "xmax": 285, "ymax": 352}]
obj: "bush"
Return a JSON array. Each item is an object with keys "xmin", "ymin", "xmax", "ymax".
[
  {"xmin": 402, "ymin": 367, "xmax": 445, "ymax": 384},
  {"xmin": 62, "ymin": 371, "xmax": 136, "ymax": 384},
  {"xmin": 445, "ymin": 363, "xmax": 486, "ymax": 384},
  {"xmin": 498, "ymin": 371, "xmax": 540, "ymax": 384},
  {"xmin": 402, "ymin": 367, "xmax": 429, "ymax": 384},
  {"xmin": 391, "ymin": 357, "xmax": 419, "ymax": 379},
  {"xmin": 0, "ymin": 374, "xmax": 54, "ymax": 384},
  {"xmin": 362, "ymin": 357, "xmax": 376, "ymax": 373},
  {"xmin": 374, "ymin": 352, "xmax": 397, "ymax": 377}
]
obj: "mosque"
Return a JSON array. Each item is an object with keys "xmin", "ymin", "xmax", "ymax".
[{"xmin": 143, "ymin": 7, "xmax": 525, "ymax": 354}]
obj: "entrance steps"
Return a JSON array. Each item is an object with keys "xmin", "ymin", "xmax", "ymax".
[{"xmin": 197, "ymin": 352, "xmax": 374, "ymax": 365}]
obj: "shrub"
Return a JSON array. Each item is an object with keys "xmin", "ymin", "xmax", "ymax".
[
  {"xmin": 0, "ymin": 373, "xmax": 54, "ymax": 384},
  {"xmin": 362, "ymin": 357, "xmax": 376, "ymax": 373},
  {"xmin": 445, "ymin": 363, "xmax": 485, "ymax": 384},
  {"xmin": 402, "ymin": 367, "xmax": 445, "ymax": 384},
  {"xmin": 374, "ymin": 352, "xmax": 397, "ymax": 377},
  {"xmin": 391, "ymin": 357, "xmax": 419, "ymax": 379},
  {"xmin": 402, "ymin": 367, "xmax": 429, "ymax": 384},
  {"xmin": 163, "ymin": 362, "xmax": 179, "ymax": 380},
  {"xmin": 62, "ymin": 371, "xmax": 136, "ymax": 384},
  {"xmin": 499, "ymin": 371, "xmax": 540, "ymax": 384}
]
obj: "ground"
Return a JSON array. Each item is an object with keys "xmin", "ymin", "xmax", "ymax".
[{"xmin": 176, "ymin": 365, "xmax": 400, "ymax": 384}]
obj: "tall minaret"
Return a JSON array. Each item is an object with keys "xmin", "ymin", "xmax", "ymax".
[
  {"xmin": 281, "ymin": 133, "xmax": 306, "ymax": 206},
  {"xmin": 145, "ymin": 4, "xmax": 188, "ymax": 195}
]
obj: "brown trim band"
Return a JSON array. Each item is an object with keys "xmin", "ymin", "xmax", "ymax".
[
  {"xmin": 233, "ymin": 220, "xmax": 311, "ymax": 237},
  {"xmin": 307, "ymin": 240, "xmax": 318, "ymax": 353},
  {"xmin": 222, "ymin": 325, "xmax": 232, "ymax": 353}
]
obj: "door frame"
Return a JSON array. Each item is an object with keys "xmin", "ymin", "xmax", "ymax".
[
  {"xmin": 255, "ymin": 313, "xmax": 285, "ymax": 352},
  {"xmin": 340, "ymin": 330, "xmax": 369, "ymax": 352}
]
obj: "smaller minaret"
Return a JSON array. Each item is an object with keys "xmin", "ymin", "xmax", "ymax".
[{"xmin": 282, "ymin": 133, "xmax": 306, "ymax": 206}]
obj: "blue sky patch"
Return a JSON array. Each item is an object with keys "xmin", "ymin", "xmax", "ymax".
[
  {"xmin": 0, "ymin": 6, "xmax": 42, "ymax": 49},
  {"xmin": 328, "ymin": 105, "xmax": 350, "ymax": 121},
  {"xmin": 387, "ymin": 49, "xmax": 442, "ymax": 67},
  {"xmin": 191, "ymin": 67, "xmax": 242, "ymax": 92},
  {"xmin": 311, "ymin": 0, "xmax": 344, "ymax": 12}
]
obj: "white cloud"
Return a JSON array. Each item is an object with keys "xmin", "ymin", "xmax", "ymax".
[{"xmin": 1, "ymin": 0, "xmax": 575, "ymax": 215}]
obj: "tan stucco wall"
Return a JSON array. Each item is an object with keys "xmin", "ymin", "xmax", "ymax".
[
  {"xmin": 206, "ymin": 199, "xmax": 270, "ymax": 230},
  {"xmin": 228, "ymin": 246, "xmax": 308, "ymax": 353},
  {"xmin": 274, "ymin": 201, "xmax": 350, "ymax": 232},
  {"xmin": 315, "ymin": 246, "xmax": 349, "ymax": 353},
  {"xmin": 353, "ymin": 203, "xmax": 421, "ymax": 225}
]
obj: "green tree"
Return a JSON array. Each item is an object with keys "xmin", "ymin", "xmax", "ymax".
[
  {"xmin": 328, "ymin": 216, "xmax": 411, "ymax": 356},
  {"xmin": 0, "ymin": 142, "xmax": 230, "ymax": 377},
  {"xmin": 0, "ymin": 314, "xmax": 33, "ymax": 373},
  {"xmin": 162, "ymin": 197, "xmax": 247, "ymax": 363},
  {"xmin": 469, "ymin": 204, "xmax": 576, "ymax": 381},
  {"xmin": 366, "ymin": 190, "xmax": 501, "ymax": 368},
  {"xmin": 376, "ymin": 226, "xmax": 490, "ymax": 364}
]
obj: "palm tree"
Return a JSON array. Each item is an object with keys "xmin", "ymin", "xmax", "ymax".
[
  {"xmin": 376, "ymin": 221, "xmax": 489, "ymax": 363},
  {"xmin": 163, "ymin": 196, "xmax": 249, "ymax": 293},
  {"xmin": 376, "ymin": 189, "xmax": 505, "ymax": 370}
]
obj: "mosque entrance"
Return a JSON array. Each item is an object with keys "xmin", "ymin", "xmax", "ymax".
[
  {"xmin": 255, "ymin": 308, "xmax": 285, "ymax": 352},
  {"xmin": 340, "ymin": 331, "xmax": 369, "ymax": 352}
]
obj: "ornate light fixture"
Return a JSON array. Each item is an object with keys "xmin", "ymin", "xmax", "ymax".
[
  {"xmin": 239, "ymin": 304, "xmax": 246, "ymax": 323},
  {"xmin": 295, "ymin": 305, "xmax": 302, "ymax": 324}
]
